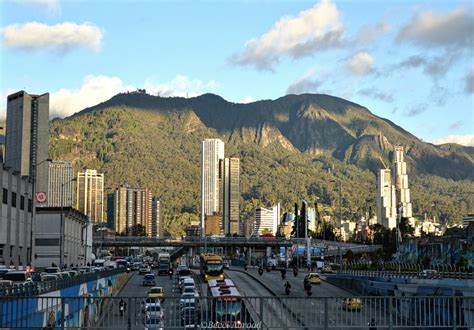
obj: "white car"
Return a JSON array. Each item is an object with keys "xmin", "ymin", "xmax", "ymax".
[
  {"xmin": 180, "ymin": 292, "xmax": 199, "ymax": 306},
  {"xmin": 180, "ymin": 278, "xmax": 195, "ymax": 292},
  {"xmin": 144, "ymin": 315, "xmax": 163, "ymax": 330},
  {"xmin": 145, "ymin": 303, "xmax": 163, "ymax": 320},
  {"xmin": 182, "ymin": 286, "xmax": 196, "ymax": 295}
]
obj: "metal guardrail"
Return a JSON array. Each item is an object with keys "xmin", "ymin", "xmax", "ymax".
[
  {"xmin": 338, "ymin": 269, "xmax": 474, "ymax": 280},
  {"xmin": 0, "ymin": 268, "xmax": 126, "ymax": 297},
  {"xmin": 1, "ymin": 295, "xmax": 472, "ymax": 329}
]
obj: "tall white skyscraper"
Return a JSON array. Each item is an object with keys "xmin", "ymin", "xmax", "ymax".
[
  {"xmin": 76, "ymin": 169, "xmax": 104, "ymax": 224},
  {"xmin": 201, "ymin": 138, "xmax": 224, "ymax": 235},
  {"xmin": 48, "ymin": 160, "xmax": 74, "ymax": 207},
  {"xmin": 376, "ymin": 169, "xmax": 397, "ymax": 229},
  {"xmin": 393, "ymin": 146, "xmax": 414, "ymax": 225}
]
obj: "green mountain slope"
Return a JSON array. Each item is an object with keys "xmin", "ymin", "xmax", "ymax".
[{"xmin": 48, "ymin": 93, "xmax": 474, "ymax": 224}]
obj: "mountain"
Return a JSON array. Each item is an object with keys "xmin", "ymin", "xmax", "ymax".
[{"xmin": 48, "ymin": 92, "xmax": 473, "ymax": 225}]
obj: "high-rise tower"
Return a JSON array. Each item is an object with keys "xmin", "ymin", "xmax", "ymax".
[
  {"xmin": 5, "ymin": 91, "xmax": 50, "ymax": 198},
  {"xmin": 76, "ymin": 169, "xmax": 104, "ymax": 224},
  {"xmin": 393, "ymin": 146, "xmax": 414, "ymax": 225},
  {"xmin": 220, "ymin": 158, "xmax": 240, "ymax": 235},
  {"xmin": 376, "ymin": 169, "xmax": 397, "ymax": 229},
  {"xmin": 201, "ymin": 138, "xmax": 224, "ymax": 235},
  {"xmin": 48, "ymin": 160, "xmax": 74, "ymax": 207}
]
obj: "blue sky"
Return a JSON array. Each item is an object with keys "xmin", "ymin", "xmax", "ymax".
[{"xmin": 1, "ymin": 0, "xmax": 473, "ymax": 146}]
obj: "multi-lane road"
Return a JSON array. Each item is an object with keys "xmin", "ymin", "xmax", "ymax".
[{"xmin": 102, "ymin": 266, "xmax": 385, "ymax": 329}]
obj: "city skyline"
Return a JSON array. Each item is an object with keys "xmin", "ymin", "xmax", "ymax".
[{"xmin": 1, "ymin": 0, "xmax": 472, "ymax": 147}]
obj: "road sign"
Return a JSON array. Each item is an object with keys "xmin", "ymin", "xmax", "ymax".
[{"xmin": 35, "ymin": 192, "xmax": 47, "ymax": 203}]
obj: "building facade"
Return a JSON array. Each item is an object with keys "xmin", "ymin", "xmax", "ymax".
[
  {"xmin": 201, "ymin": 138, "xmax": 224, "ymax": 235},
  {"xmin": 151, "ymin": 197, "xmax": 162, "ymax": 238},
  {"xmin": 253, "ymin": 203, "xmax": 280, "ymax": 236},
  {"xmin": 109, "ymin": 185, "xmax": 153, "ymax": 236},
  {"xmin": 220, "ymin": 157, "xmax": 240, "ymax": 235},
  {"xmin": 0, "ymin": 166, "xmax": 33, "ymax": 267},
  {"xmin": 76, "ymin": 169, "xmax": 104, "ymax": 224},
  {"xmin": 48, "ymin": 160, "xmax": 74, "ymax": 207},
  {"xmin": 34, "ymin": 207, "xmax": 92, "ymax": 268},
  {"xmin": 393, "ymin": 146, "xmax": 414, "ymax": 226},
  {"xmin": 5, "ymin": 91, "xmax": 50, "ymax": 201},
  {"xmin": 376, "ymin": 169, "xmax": 397, "ymax": 229}
]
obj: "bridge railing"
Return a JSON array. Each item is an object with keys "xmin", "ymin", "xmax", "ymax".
[
  {"xmin": 0, "ymin": 268, "xmax": 126, "ymax": 297},
  {"xmin": 1, "ymin": 295, "xmax": 472, "ymax": 329},
  {"xmin": 337, "ymin": 269, "xmax": 474, "ymax": 280}
]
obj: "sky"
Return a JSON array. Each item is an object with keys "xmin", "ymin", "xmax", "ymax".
[{"xmin": 1, "ymin": 0, "xmax": 473, "ymax": 146}]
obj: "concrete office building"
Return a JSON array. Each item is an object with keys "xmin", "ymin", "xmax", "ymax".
[
  {"xmin": 109, "ymin": 185, "xmax": 153, "ymax": 235},
  {"xmin": 201, "ymin": 138, "xmax": 224, "ymax": 235},
  {"xmin": 220, "ymin": 158, "xmax": 240, "ymax": 235},
  {"xmin": 0, "ymin": 166, "xmax": 33, "ymax": 267},
  {"xmin": 5, "ymin": 91, "xmax": 49, "ymax": 202},
  {"xmin": 76, "ymin": 169, "xmax": 104, "ymax": 224},
  {"xmin": 34, "ymin": 207, "xmax": 92, "ymax": 268},
  {"xmin": 48, "ymin": 160, "xmax": 74, "ymax": 207},
  {"xmin": 393, "ymin": 146, "xmax": 414, "ymax": 226},
  {"xmin": 376, "ymin": 169, "xmax": 397, "ymax": 229},
  {"xmin": 253, "ymin": 203, "xmax": 280, "ymax": 236}
]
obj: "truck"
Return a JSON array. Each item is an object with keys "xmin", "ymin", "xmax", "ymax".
[{"xmin": 158, "ymin": 252, "xmax": 170, "ymax": 275}]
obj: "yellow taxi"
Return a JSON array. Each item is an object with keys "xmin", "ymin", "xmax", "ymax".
[
  {"xmin": 148, "ymin": 287, "xmax": 165, "ymax": 300},
  {"xmin": 342, "ymin": 298, "xmax": 363, "ymax": 311},
  {"xmin": 305, "ymin": 273, "xmax": 321, "ymax": 285}
]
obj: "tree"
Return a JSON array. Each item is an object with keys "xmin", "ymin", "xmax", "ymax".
[
  {"xmin": 124, "ymin": 224, "xmax": 146, "ymax": 236},
  {"xmin": 399, "ymin": 217, "xmax": 415, "ymax": 242}
]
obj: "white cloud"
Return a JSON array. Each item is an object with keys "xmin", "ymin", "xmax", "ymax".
[
  {"xmin": 241, "ymin": 96, "xmax": 254, "ymax": 104},
  {"xmin": 47, "ymin": 74, "xmax": 220, "ymax": 118},
  {"xmin": 432, "ymin": 135, "xmax": 474, "ymax": 147},
  {"xmin": 345, "ymin": 52, "xmax": 374, "ymax": 76},
  {"xmin": 50, "ymin": 75, "xmax": 134, "ymax": 118},
  {"xmin": 354, "ymin": 21, "xmax": 390, "ymax": 44},
  {"xmin": 397, "ymin": 6, "xmax": 474, "ymax": 49},
  {"xmin": 286, "ymin": 68, "xmax": 322, "ymax": 94},
  {"xmin": 144, "ymin": 75, "xmax": 219, "ymax": 98},
  {"xmin": 229, "ymin": 0, "xmax": 344, "ymax": 70},
  {"xmin": 1, "ymin": 21, "xmax": 103, "ymax": 52},
  {"xmin": 14, "ymin": 0, "xmax": 61, "ymax": 16}
]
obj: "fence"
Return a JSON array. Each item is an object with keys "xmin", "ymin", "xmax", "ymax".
[
  {"xmin": 1, "ymin": 295, "xmax": 472, "ymax": 329},
  {"xmin": 338, "ymin": 269, "xmax": 474, "ymax": 280},
  {"xmin": 0, "ymin": 268, "xmax": 126, "ymax": 297}
]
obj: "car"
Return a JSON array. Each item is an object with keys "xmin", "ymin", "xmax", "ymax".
[
  {"xmin": 145, "ymin": 304, "xmax": 163, "ymax": 319},
  {"xmin": 180, "ymin": 278, "xmax": 195, "ymax": 292},
  {"xmin": 305, "ymin": 273, "xmax": 321, "ymax": 284},
  {"xmin": 44, "ymin": 267, "xmax": 61, "ymax": 274},
  {"xmin": 143, "ymin": 297, "xmax": 160, "ymax": 312},
  {"xmin": 223, "ymin": 261, "xmax": 230, "ymax": 270},
  {"xmin": 31, "ymin": 272, "xmax": 44, "ymax": 282},
  {"xmin": 181, "ymin": 306, "xmax": 200, "ymax": 326},
  {"xmin": 67, "ymin": 270, "xmax": 79, "ymax": 277},
  {"xmin": 419, "ymin": 269, "xmax": 440, "ymax": 279},
  {"xmin": 144, "ymin": 316, "xmax": 163, "ymax": 330},
  {"xmin": 143, "ymin": 274, "xmax": 156, "ymax": 286},
  {"xmin": 342, "ymin": 298, "xmax": 363, "ymax": 311},
  {"xmin": 2, "ymin": 271, "xmax": 32, "ymax": 284},
  {"xmin": 139, "ymin": 266, "xmax": 151, "ymax": 275},
  {"xmin": 148, "ymin": 287, "xmax": 165, "ymax": 300},
  {"xmin": 180, "ymin": 292, "xmax": 199, "ymax": 306},
  {"xmin": 321, "ymin": 266, "xmax": 335, "ymax": 274},
  {"xmin": 42, "ymin": 274, "xmax": 59, "ymax": 281},
  {"xmin": 182, "ymin": 286, "xmax": 196, "ymax": 295},
  {"xmin": 132, "ymin": 263, "xmax": 141, "ymax": 271},
  {"xmin": 0, "ymin": 268, "xmax": 12, "ymax": 279}
]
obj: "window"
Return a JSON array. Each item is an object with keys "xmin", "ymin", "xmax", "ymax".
[
  {"xmin": 2, "ymin": 188, "xmax": 7, "ymax": 204},
  {"xmin": 20, "ymin": 196, "xmax": 25, "ymax": 210},
  {"xmin": 11, "ymin": 192, "xmax": 17, "ymax": 207},
  {"xmin": 28, "ymin": 199, "xmax": 32, "ymax": 213},
  {"xmin": 35, "ymin": 239, "xmax": 60, "ymax": 246}
]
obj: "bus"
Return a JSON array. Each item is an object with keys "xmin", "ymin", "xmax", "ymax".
[
  {"xmin": 208, "ymin": 279, "xmax": 242, "ymax": 326},
  {"xmin": 200, "ymin": 254, "xmax": 224, "ymax": 281}
]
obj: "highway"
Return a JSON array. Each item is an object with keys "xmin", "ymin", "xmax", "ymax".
[{"xmin": 227, "ymin": 267, "xmax": 385, "ymax": 329}]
